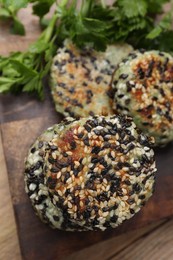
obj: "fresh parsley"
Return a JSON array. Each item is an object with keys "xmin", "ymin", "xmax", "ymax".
[
  {"xmin": 0, "ymin": 0, "xmax": 173, "ymax": 99},
  {"xmin": 0, "ymin": 0, "xmax": 28, "ymax": 35}
]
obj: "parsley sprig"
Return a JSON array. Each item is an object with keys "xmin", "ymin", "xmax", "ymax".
[{"xmin": 0, "ymin": 0, "xmax": 173, "ymax": 99}]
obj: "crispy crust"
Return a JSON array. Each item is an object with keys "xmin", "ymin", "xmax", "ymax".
[
  {"xmin": 50, "ymin": 40, "xmax": 133, "ymax": 118},
  {"xmin": 24, "ymin": 115, "xmax": 156, "ymax": 231},
  {"xmin": 113, "ymin": 50, "xmax": 173, "ymax": 146}
]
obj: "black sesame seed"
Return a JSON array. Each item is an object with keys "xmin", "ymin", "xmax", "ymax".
[
  {"xmin": 106, "ymin": 89, "xmax": 114, "ymax": 99},
  {"xmin": 113, "ymin": 80, "xmax": 118, "ymax": 85},
  {"xmin": 83, "ymin": 210, "xmax": 91, "ymax": 219},
  {"xmin": 142, "ymin": 122, "xmax": 150, "ymax": 126},
  {"xmin": 91, "ymin": 157, "xmax": 100, "ymax": 164},
  {"xmin": 130, "ymin": 209, "xmax": 135, "ymax": 214},
  {"xmin": 109, "ymin": 129, "xmax": 117, "ymax": 135},
  {"xmin": 139, "ymin": 194, "xmax": 146, "ymax": 200},
  {"xmin": 126, "ymin": 143, "xmax": 135, "ymax": 152},
  {"xmin": 127, "ymin": 198, "xmax": 135, "ymax": 205},
  {"xmin": 95, "ymin": 76, "xmax": 103, "ymax": 84},
  {"xmin": 159, "ymin": 52, "xmax": 164, "ymax": 57},
  {"xmin": 164, "ymin": 112, "xmax": 172, "ymax": 122},
  {"xmin": 110, "ymin": 184, "xmax": 117, "ymax": 193},
  {"xmin": 78, "ymin": 132, "xmax": 84, "ymax": 139},
  {"xmin": 165, "ymin": 101, "xmax": 171, "ymax": 109},
  {"xmin": 91, "ymin": 146, "xmax": 101, "ymax": 154},
  {"xmin": 83, "ymin": 82, "xmax": 88, "ymax": 86},
  {"xmin": 117, "ymin": 161, "xmax": 123, "ymax": 169},
  {"xmin": 56, "ymin": 161, "xmax": 69, "ymax": 168},
  {"xmin": 103, "ymin": 142, "xmax": 111, "ymax": 149},
  {"xmin": 102, "ymin": 207, "xmax": 109, "ymax": 212},
  {"xmin": 59, "ymin": 82, "xmax": 66, "ymax": 88},
  {"xmin": 34, "ymin": 161, "xmax": 43, "ymax": 170},
  {"xmin": 50, "ymin": 166, "xmax": 59, "ymax": 173},
  {"xmin": 101, "ymin": 169, "xmax": 107, "ymax": 176},
  {"xmin": 160, "ymin": 88, "xmax": 165, "ymax": 97},
  {"xmin": 83, "ymin": 137, "xmax": 90, "ymax": 146},
  {"xmin": 132, "ymin": 183, "xmax": 142, "ymax": 193},
  {"xmin": 119, "ymin": 74, "xmax": 128, "ymax": 80},
  {"xmin": 125, "ymin": 99, "xmax": 131, "ymax": 105},
  {"xmin": 122, "ymin": 58, "xmax": 128, "ymax": 63},
  {"xmin": 139, "ymin": 48, "xmax": 145, "ymax": 54},
  {"xmin": 110, "ymin": 215, "xmax": 118, "ymax": 223},
  {"xmin": 73, "ymin": 168, "xmax": 79, "ymax": 177},
  {"xmin": 84, "ymin": 124, "xmax": 92, "ymax": 132},
  {"xmin": 137, "ymin": 67, "xmax": 145, "ymax": 79},
  {"xmin": 69, "ymin": 74, "xmax": 74, "ymax": 79},
  {"xmin": 117, "ymin": 188, "xmax": 123, "ymax": 196},
  {"xmin": 38, "ymin": 141, "xmax": 43, "ymax": 149},
  {"xmin": 35, "ymin": 194, "xmax": 47, "ymax": 204},
  {"xmin": 57, "ymin": 91, "xmax": 63, "ymax": 97},
  {"xmin": 89, "ymin": 111, "xmax": 95, "ymax": 116},
  {"xmin": 145, "ymin": 66, "xmax": 153, "ymax": 78},
  {"xmin": 77, "ymin": 164, "xmax": 84, "ymax": 172},
  {"xmin": 50, "ymin": 145, "xmax": 58, "ymax": 151},
  {"xmin": 69, "ymin": 87, "xmax": 75, "ymax": 93},
  {"xmin": 53, "ymin": 215, "xmax": 60, "ymax": 221},
  {"xmin": 85, "ymin": 180, "xmax": 93, "ymax": 189},
  {"xmin": 97, "ymin": 192, "xmax": 108, "ymax": 202},
  {"xmin": 124, "ymin": 179, "xmax": 131, "ymax": 186},
  {"xmin": 31, "ymin": 147, "xmax": 36, "ymax": 153},
  {"xmin": 48, "ymin": 157, "xmax": 55, "ymax": 164},
  {"xmin": 92, "ymin": 219, "xmax": 99, "ymax": 226},
  {"xmin": 70, "ymin": 141, "xmax": 76, "ymax": 150},
  {"xmin": 63, "ymin": 152, "xmax": 68, "ymax": 157},
  {"xmin": 47, "ymin": 177, "xmax": 57, "ymax": 189},
  {"xmin": 129, "ymin": 53, "xmax": 137, "ymax": 59},
  {"xmin": 64, "ymin": 172, "xmax": 70, "ymax": 183},
  {"xmin": 118, "ymin": 94, "xmax": 124, "ymax": 98}
]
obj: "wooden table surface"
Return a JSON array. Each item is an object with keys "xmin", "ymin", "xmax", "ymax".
[{"xmin": 1, "ymin": 6, "xmax": 173, "ymax": 260}]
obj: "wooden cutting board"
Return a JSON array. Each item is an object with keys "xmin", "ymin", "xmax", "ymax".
[{"xmin": 1, "ymin": 6, "xmax": 173, "ymax": 260}]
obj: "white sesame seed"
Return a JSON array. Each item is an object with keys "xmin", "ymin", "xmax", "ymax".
[
  {"xmin": 66, "ymin": 151, "xmax": 73, "ymax": 155},
  {"xmin": 57, "ymin": 172, "xmax": 61, "ymax": 179},
  {"xmin": 57, "ymin": 190, "xmax": 63, "ymax": 196},
  {"xmin": 79, "ymin": 201, "xmax": 83, "ymax": 207},
  {"xmin": 103, "ymin": 178, "xmax": 108, "ymax": 184},
  {"xmin": 29, "ymin": 183, "xmax": 37, "ymax": 191},
  {"xmin": 68, "ymin": 202, "xmax": 73, "ymax": 208},
  {"xmin": 102, "ymin": 211, "xmax": 109, "ymax": 217},
  {"xmin": 74, "ymin": 161, "xmax": 80, "ymax": 167}
]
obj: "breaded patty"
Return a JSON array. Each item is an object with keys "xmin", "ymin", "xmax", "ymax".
[
  {"xmin": 113, "ymin": 50, "xmax": 173, "ymax": 146},
  {"xmin": 24, "ymin": 115, "xmax": 156, "ymax": 231},
  {"xmin": 50, "ymin": 40, "xmax": 133, "ymax": 118}
]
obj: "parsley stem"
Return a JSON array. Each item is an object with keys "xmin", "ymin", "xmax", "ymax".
[
  {"xmin": 81, "ymin": 0, "xmax": 93, "ymax": 17},
  {"xmin": 59, "ymin": 0, "xmax": 69, "ymax": 7},
  {"xmin": 42, "ymin": 13, "xmax": 58, "ymax": 43},
  {"xmin": 101, "ymin": 0, "xmax": 106, "ymax": 8}
]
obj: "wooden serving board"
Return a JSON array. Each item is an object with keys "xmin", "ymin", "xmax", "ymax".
[{"xmin": 1, "ymin": 6, "xmax": 173, "ymax": 260}]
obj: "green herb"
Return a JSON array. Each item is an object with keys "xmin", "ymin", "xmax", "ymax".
[
  {"xmin": 0, "ymin": 0, "xmax": 28, "ymax": 35},
  {"xmin": 0, "ymin": 0, "xmax": 173, "ymax": 99}
]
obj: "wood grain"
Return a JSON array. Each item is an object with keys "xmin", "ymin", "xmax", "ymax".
[
  {"xmin": 64, "ymin": 220, "xmax": 166, "ymax": 260},
  {"xmin": 0, "ymin": 5, "xmax": 40, "ymax": 56},
  {"xmin": 1, "ymin": 4, "xmax": 173, "ymax": 260},
  {"xmin": 1, "ymin": 115, "xmax": 173, "ymax": 259},
  {"xmin": 0, "ymin": 131, "xmax": 21, "ymax": 260},
  {"xmin": 111, "ymin": 219, "xmax": 173, "ymax": 260}
]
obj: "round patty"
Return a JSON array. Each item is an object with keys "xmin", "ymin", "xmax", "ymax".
[
  {"xmin": 24, "ymin": 115, "xmax": 156, "ymax": 231},
  {"xmin": 50, "ymin": 39, "xmax": 133, "ymax": 118},
  {"xmin": 112, "ymin": 50, "xmax": 173, "ymax": 146}
]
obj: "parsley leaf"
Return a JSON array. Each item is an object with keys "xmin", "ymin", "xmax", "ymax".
[
  {"xmin": 31, "ymin": 0, "xmax": 55, "ymax": 18},
  {"xmin": 117, "ymin": 0, "xmax": 147, "ymax": 18},
  {"xmin": 0, "ymin": 0, "xmax": 173, "ymax": 99},
  {"xmin": 0, "ymin": 0, "xmax": 28, "ymax": 35}
]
